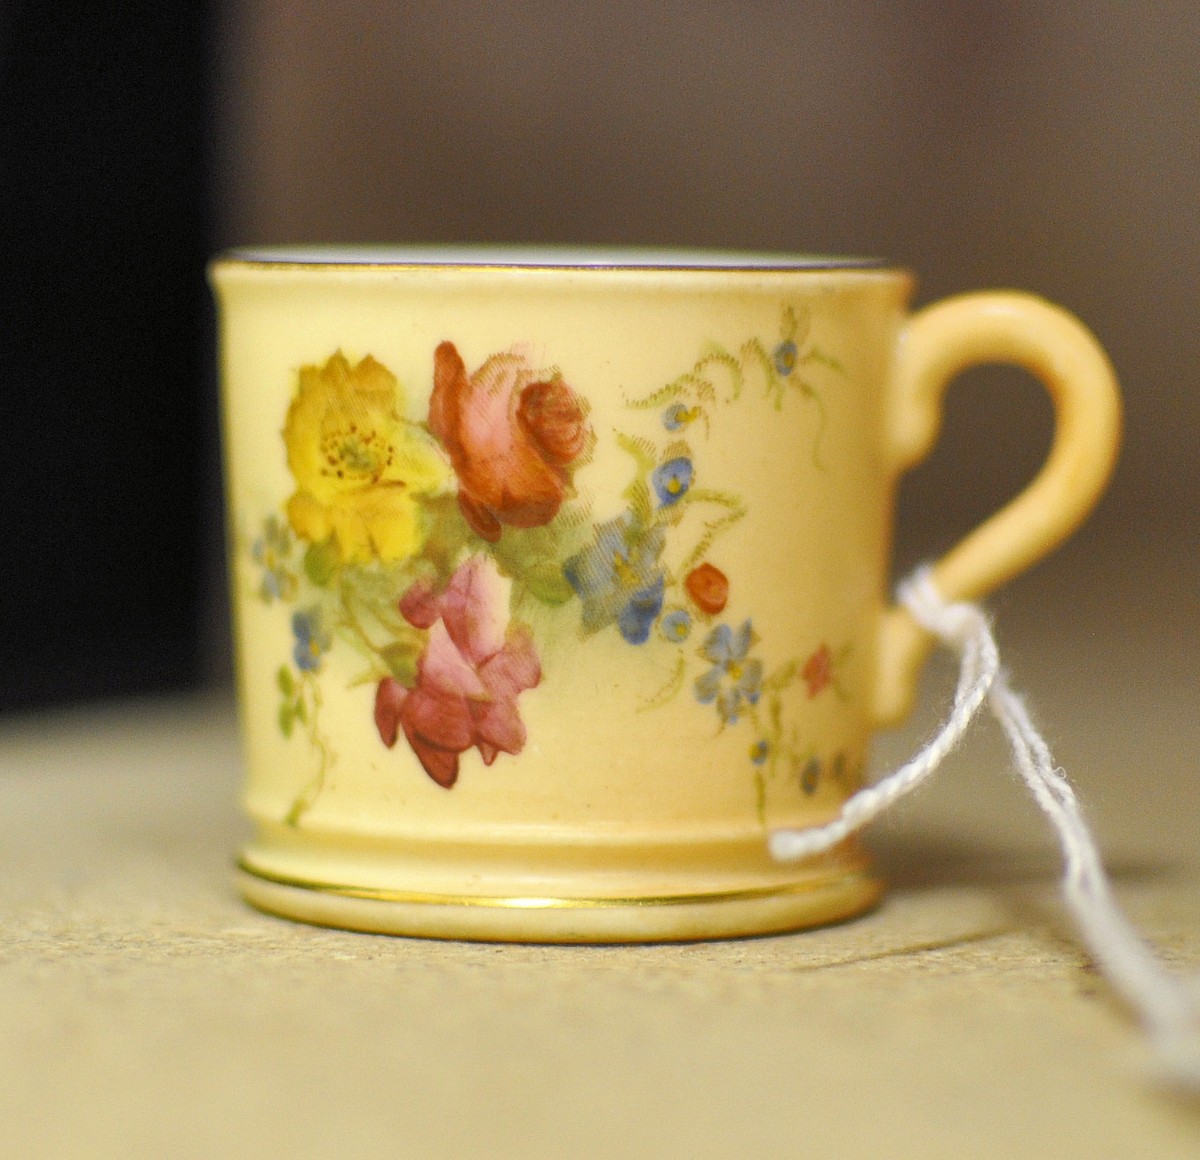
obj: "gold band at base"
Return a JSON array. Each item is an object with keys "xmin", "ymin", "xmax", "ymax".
[{"xmin": 236, "ymin": 857, "xmax": 883, "ymax": 944}]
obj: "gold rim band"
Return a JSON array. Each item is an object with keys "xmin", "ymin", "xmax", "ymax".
[{"xmin": 237, "ymin": 857, "xmax": 875, "ymax": 911}]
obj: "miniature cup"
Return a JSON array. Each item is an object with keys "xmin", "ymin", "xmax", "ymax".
[{"xmin": 210, "ymin": 247, "xmax": 1120, "ymax": 942}]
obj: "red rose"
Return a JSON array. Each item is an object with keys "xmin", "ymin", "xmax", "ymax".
[{"xmin": 430, "ymin": 341, "xmax": 588, "ymax": 541}]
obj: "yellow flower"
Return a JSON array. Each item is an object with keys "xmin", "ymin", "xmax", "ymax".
[{"xmin": 283, "ymin": 352, "xmax": 450, "ymax": 564}]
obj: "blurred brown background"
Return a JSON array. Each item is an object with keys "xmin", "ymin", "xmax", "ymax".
[
  {"xmin": 2, "ymin": 1, "xmax": 1196, "ymax": 707},
  {"xmin": 210, "ymin": 0, "xmax": 1197, "ymax": 677}
]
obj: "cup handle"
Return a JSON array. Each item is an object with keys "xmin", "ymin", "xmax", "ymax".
[{"xmin": 872, "ymin": 291, "xmax": 1122, "ymax": 725}]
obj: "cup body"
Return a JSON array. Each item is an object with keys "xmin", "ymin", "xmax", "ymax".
[{"xmin": 212, "ymin": 248, "xmax": 916, "ymax": 941}]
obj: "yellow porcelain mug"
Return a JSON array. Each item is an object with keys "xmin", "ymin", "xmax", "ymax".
[{"xmin": 210, "ymin": 247, "xmax": 1120, "ymax": 942}]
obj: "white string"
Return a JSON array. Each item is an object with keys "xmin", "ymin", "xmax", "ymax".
[{"xmin": 769, "ymin": 566, "xmax": 1200, "ymax": 1089}]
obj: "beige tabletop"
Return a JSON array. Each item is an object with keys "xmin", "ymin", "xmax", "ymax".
[{"xmin": 1, "ymin": 546, "xmax": 1198, "ymax": 1159}]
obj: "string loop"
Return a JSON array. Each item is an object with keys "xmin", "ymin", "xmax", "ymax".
[{"xmin": 769, "ymin": 566, "xmax": 1200, "ymax": 1089}]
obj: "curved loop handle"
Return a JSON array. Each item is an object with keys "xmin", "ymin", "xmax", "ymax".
[{"xmin": 873, "ymin": 292, "xmax": 1121, "ymax": 725}]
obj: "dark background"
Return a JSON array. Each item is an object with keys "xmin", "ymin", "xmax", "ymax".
[
  {"xmin": 3, "ymin": 1, "xmax": 1198, "ymax": 711},
  {"xmin": 0, "ymin": 3, "xmax": 215, "ymax": 708}
]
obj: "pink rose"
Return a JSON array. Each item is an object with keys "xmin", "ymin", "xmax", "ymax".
[
  {"xmin": 374, "ymin": 555, "xmax": 541, "ymax": 788},
  {"xmin": 429, "ymin": 341, "xmax": 589, "ymax": 542}
]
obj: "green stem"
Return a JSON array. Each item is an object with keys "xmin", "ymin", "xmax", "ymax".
[
  {"xmin": 337, "ymin": 585, "xmax": 390, "ymax": 668},
  {"xmin": 676, "ymin": 498, "xmax": 747, "ymax": 576},
  {"xmin": 639, "ymin": 652, "xmax": 687, "ymax": 712},
  {"xmin": 739, "ymin": 339, "xmax": 777, "ymax": 405},
  {"xmin": 285, "ymin": 673, "xmax": 333, "ymax": 827},
  {"xmin": 798, "ymin": 381, "xmax": 829, "ymax": 471}
]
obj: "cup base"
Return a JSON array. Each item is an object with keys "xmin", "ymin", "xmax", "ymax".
[{"xmin": 236, "ymin": 855, "xmax": 883, "ymax": 943}]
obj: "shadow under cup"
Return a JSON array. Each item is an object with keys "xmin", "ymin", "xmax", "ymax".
[{"xmin": 209, "ymin": 247, "xmax": 1120, "ymax": 942}]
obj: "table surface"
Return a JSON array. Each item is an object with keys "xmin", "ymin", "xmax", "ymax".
[{"xmin": 2, "ymin": 550, "xmax": 1199, "ymax": 1159}]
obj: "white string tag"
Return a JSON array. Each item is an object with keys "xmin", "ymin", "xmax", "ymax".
[{"xmin": 769, "ymin": 566, "xmax": 1200, "ymax": 1090}]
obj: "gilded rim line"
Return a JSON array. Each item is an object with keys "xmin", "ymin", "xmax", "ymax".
[
  {"xmin": 212, "ymin": 246, "xmax": 890, "ymax": 274},
  {"xmin": 237, "ymin": 857, "xmax": 881, "ymax": 911}
]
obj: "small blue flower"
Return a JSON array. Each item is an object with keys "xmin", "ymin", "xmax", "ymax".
[
  {"xmin": 831, "ymin": 752, "xmax": 846, "ymax": 783},
  {"xmin": 750, "ymin": 739, "xmax": 770, "ymax": 765},
  {"xmin": 800, "ymin": 756, "xmax": 821, "ymax": 795},
  {"xmin": 663, "ymin": 403, "xmax": 698, "ymax": 431},
  {"xmin": 252, "ymin": 516, "xmax": 297, "ymax": 603},
  {"xmin": 652, "ymin": 457, "xmax": 694, "ymax": 506},
  {"xmin": 694, "ymin": 620, "xmax": 763, "ymax": 724},
  {"xmin": 773, "ymin": 340, "xmax": 798, "ymax": 377},
  {"xmin": 617, "ymin": 576, "xmax": 665, "ymax": 645},
  {"xmin": 660, "ymin": 609, "xmax": 692, "ymax": 643},
  {"xmin": 259, "ymin": 564, "xmax": 288, "ymax": 603},
  {"xmin": 292, "ymin": 607, "xmax": 331, "ymax": 672},
  {"xmin": 564, "ymin": 512, "xmax": 667, "ymax": 643}
]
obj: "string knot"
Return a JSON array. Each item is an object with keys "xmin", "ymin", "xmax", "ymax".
[{"xmin": 898, "ymin": 566, "xmax": 988, "ymax": 648}]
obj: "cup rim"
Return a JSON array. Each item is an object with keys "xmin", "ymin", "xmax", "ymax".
[{"xmin": 213, "ymin": 244, "xmax": 889, "ymax": 272}]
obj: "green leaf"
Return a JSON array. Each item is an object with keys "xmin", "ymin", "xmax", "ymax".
[
  {"xmin": 764, "ymin": 659, "xmax": 799, "ymax": 693},
  {"xmin": 524, "ymin": 561, "xmax": 577, "ymax": 606},
  {"xmin": 293, "ymin": 697, "xmax": 308, "ymax": 725},
  {"xmin": 276, "ymin": 665, "xmax": 295, "ymax": 696},
  {"xmin": 616, "ymin": 431, "xmax": 658, "ymax": 472},
  {"xmin": 781, "ymin": 305, "xmax": 798, "ymax": 343},
  {"xmin": 380, "ymin": 638, "xmax": 423, "ymax": 686},
  {"xmin": 625, "ymin": 377, "xmax": 689, "ymax": 410},
  {"xmin": 802, "ymin": 346, "xmax": 843, "ymax": 374},
  {"xmin": 279, "ymin": 703, "xmax": 294, "ymax": 738},
  {"xmin": 304, "ymin": 539, "xmax": 339, "ymax": 587},
  {"xmin": 626, "ymin": 478, "xmax": 653, "ymax": 525},
  {"xmin": 417, "ymin": 493, "xmax": 473, "ymax": 574},
  {"xmin": 493, "ymin": 524, "xmax": 552, "ymax": 578}
]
